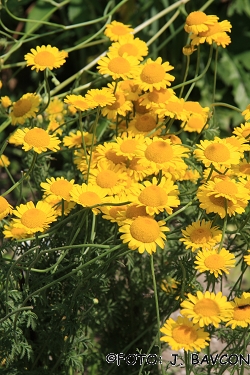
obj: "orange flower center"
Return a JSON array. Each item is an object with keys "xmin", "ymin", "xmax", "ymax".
[
  {"xmin": 139, "ymin": 185, "xmax": 168, "ymax": 207},
  {"xmin": 190, "ymin": 228, "xmax": 212, "ymax": 244},
  {"xmin": 50, "ymin": 180, "xmax": 73, "ymax": 200},
  {"xmin": 204, "ymin": 143, "xmax": 230, "ymax": 162},
  {"xmin": 108, "ymin": 56, "xmax": 131, "ymax": 74},
  {"xmin": 111, "ymin": 24, "xmax": 130, "ymax": 36},
  {"xmin": 13, "ymin": 99, "xmax": 32, "ymax": 117},
  {"xmin": 130, "ymin": 216, "xmax": 160, "ymax": 242},
  {"xmin": 0, "ymin": 196, "xmax": 9, "ymax": 213},
  {"xmin": 79, "ymin": 192, "xmax": 101, "ymax": 206},
  {"xmin": 194, "ymin": 298, "xmax": 220, "ymax": 316},
  {"xmin": 204, "ymin": 254, "xmax": 225, "ymax": 270},
  {"xmin": 21, "ymin": 208, "xmax": 47, "ymax": 228},
  {"xmin": 96, "ymin": 170, "xmax": 118, "ymax": 188},
  {"xmin": 24, "ymin": 128, "xmax": 50, "ymax": 147},
  {"xmin": 186, "ymin": 11, "xmax": 207, "ymax": 26},
  {"xmin": 119, "ymin": 43, "xmax": 138, "ymax": 56},
  {"xmin": 135, "ymin": 114, "xmax": 156, "ymax": 132},
  {"xmin": 234, "ymin": 306, "xmax": 250, "ymax": 320},
  {"xmin": 140, "ymin": 63, "xmax": 165, "ymax": 84},
  {"xmin": 172, "ymin": 325, "xmax": 198, "ymax": 344},
  {"xmin": 148, "ymin": 88, "xmax": 172, "ymax": 103},
  {"xmin": 145, "ymin": 141, "xmax": 173, "ymax": 163},
  {"xmin": 126, "ymin": 204, "xmax": 147, "ymax": 219},
  {"xmin": 215, "ymin": 180, "xmax": 238, "ymax": 195},
  {"xmin": 34, "ymin": 51, "xmax": 56, "ymax": 66}
]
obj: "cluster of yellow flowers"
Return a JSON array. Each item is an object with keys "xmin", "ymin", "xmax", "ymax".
[{"xmin": 1, "ymin": 11, "xmax": 250, "ymax": 353}]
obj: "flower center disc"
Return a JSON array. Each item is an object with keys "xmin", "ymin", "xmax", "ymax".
[
  {"xmin": 204, "ymin": 143, "xmax": 230, "ymax": 162},
  {"xmin": 140, "ymin": 63, "xmax": 165, "ymax": 84},
  {"xmin": 79, "ymin": 192, "xmax": 101, "ymax": 206},
  {"xmin": 21, "ymin": 208, "xmax": 46, "ymax": 228},
  {"xmin": 186, "ymin": 11, "xmax": 207, "ymax": 25},
  {"xmin": 204, "ymin": 254, "xmax": 225, "ymax": 269},
  {"xmin": 50, "ymin": 180, "xmax": 72, "ymax": 200},
  {"xmin": 136, "ymin": 115, "xmax": 156, "ymax": 132},
  {"xmin": 139, "ymin": 185, "xmax": 168, "ymax": 206},
  {"xmin": 34, "ymin": 51, "xmax": 56, "ymax": 66},
  {"xmin": 24, "ymin": 128, "xmax": 50, "ymax": 147},
  {"xmin": 130, "ymin": 216, "xmax": 160, "ymax": 242},
  {"xmin": 96, "ymin": 170, "xmax": 118, "ymax": 188},
  {"xmin": 215, "ymin": 180, "xmax": 238, "ymax": 195},
  {"xmin": 0, "ymin": 196, "xmax": 8, "ymax": 213},
  {"xmin": 119, "ymin": 44, "xmax": 138, "ymax": 56},
  {"xmin": 145, "ymin": 141, "xmax": 173, "ymax": 163},
  {"xmin": 112, "ymin": 25, "xmax": 129, "ymax": 36},
  {"xmin": 108, "ymin": 57, "xmax": 130, "ymax": 74},
  {"xmin": 13, "ymin": 99, "xmax": 32, "ymax": 117},
  {"xmin": 194, "ymin": 298, "xmax": 220, "ymax": 316},
  {"xmin": 234, "ymin": 307, "xmax": 250, "ymax": 320},
  {"xmin": 190, "ymin": 228, "xmax": 212, "ymax": 244},
  {"xmin": 172, "ymin": 325, "xmax": 198, "ymax": 344}
]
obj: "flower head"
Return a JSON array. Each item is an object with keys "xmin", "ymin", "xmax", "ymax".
[
  {"xmin": 10, "ymin": 93, "xmax": 40, "ymax": 125},
  {"xmin": 104, "ymin": 21, "xmax": 133, "ymax": 41},
  {"xmin": 70, "ymin": 183, "xmax": 108, "ymax": 215},
  {"xmin": 226, "ymin": 296, "xmax": 250, "ymax": 329},
  {"xmin": 64, "ymin": 95, "xmax": 90, "ymax": 112},
  {"xmin": 109, "ymin": 34, "xmax": 148, "ymax": 61},
  {"xmin": 97, "ymin": 52, "xmax": 140, "ymax": 80},
  {"xmin": 184, "ymin": 11, "xmax": 219, "ymax": 34},
  {"xmin": 85, "ymin": 88, "xmax": 116, "ymax": 108},
  {"xmin": 160, "ymin": 316, "xmax": 210, "ymax": 352},
  {"xmin": 41, "ymin": 177, "xmax": 75, "ymax": 202},
  {"xmin": 24, "ymin": 45, "xmax": 68, "ymax": 72},
  {"xmin": 0, "ymin": 196, "xmax": 13, "ymax": 220},
  {"xmin": 195, "ymin": 248, "xmax": 235, "ymax": 278}
]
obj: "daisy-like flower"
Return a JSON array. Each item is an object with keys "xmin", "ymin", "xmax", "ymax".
[
  {"xmin": 0, "ymin": 154, "xmax": 10, "ymax": 168},
  {"xmin": 85, "ymin": 88, "xmax": 116, "ymax": 108},
  {"xmin": 160, "ymin": 316, "xmax": 210, "ymax": 352},
  {"xmin": 24, "ymin": 45, "xmax": 68, "ymax": 72},
  {"xmin": 9, "ymin": 93, "xmax": 40, "ymax": 125},
  {"xmin": 109, "ymin": 34, "xmax": 148, "ymax": 61},
  {"xmin": 104, "ymin": 21, "xmax": 133, "ymax": 41},
  {"xmin": 197, "ymin": 177, "xmax": 250, "ymax": 218},
  {"xmin": 10, "ymin": 127, "xmax": 60, "ymax": 154},
  {"xmin": 63, "ymin": 131, "xmax": 95, "ymax": 149},
  {"xmin": 70, "ymin": 183, "xmax": 108, "ymax": 215},
  {"xmin": 41, "ymin": 177, "xmax": 75, "ymax": 202},
  {"xmin": 64, "ymin": 94, "xmax": 91, "ymax": 112},
  {"xmin": 182, "ymin": 113, "xmax": 208, "ymax": 133},
  {"xmin": 191, "ymin": 20, "xmax": 232, "ymax": 48},
  {"xmin": 45, "ymin": 97, "xmax": 65, "ymax": 122},
  {"xmin": 180, "ymin": 219, "xmax": 222, "ymax": 252},
  {"xmin": 184, "ymin": 11, "xmax": 219, "ymax": 34},
  {"xmin": 102, "ymin": 82, "xmax": 133, "ymax": 120},
  {"xmin": 131, "ymin": 176, "xmax": 180, "ymax": 215},
  {"xmin": 128, "ymin": 113, "xmax": 161, "ymax": 136},
  {"xmin": 88, "ymin": 162, "xmax": 128, "ymax": 196},
  {"xmin": 3, "ymin": 222, "xmax": 29, "ymax": 240},
  {"xmin": 232, "ymin": 159, "xmax": 250, "ymax": 178},
  {"xmin": 180, "ymin": 291, "xmax": 233, "ymax": 328},
  {"xmin": 119, "ymin": 215, "xmax": 169, "ymax": 254},
  {"xmin": 242, "ymin": 104, "xmax": 250, "ymax": 121},
  {"xmin": 243, "ymin": 249, "xmax": 250, "ymax": 266},
  {"xmin": 12, "ymin": 201, "xmax": 57, "ymax": 234},
  {"xmin": 226, "ymin": 296, "xmax": 250, "ymax": 329},
  {"xmin": 194, "ymin": 137, "xmax": 241, "ymax": 169},
  {"xmin": 136, "ymin": 136, "xmax": 189, "ymax": 176},
  {"xmin": 43, "ymin": 196, "xmax": 76, "ymax": 216},
  {"xmin": 94, "ymin": 142, "xmax": 127, "ymax": 167},
  {"xmin": 0, "ymin": 96, "xmax": 12, "ymax": 108},
  {"xmin": 47, "ymin": 119, "xmax": 63, "ymax": 135},
  {"xmin": 195, "ymin": 248, "xmax": 235, "ymax": 278},
  {"xmin": 97, "ymin": 52, "xmax": 140, "ymax": 80},
  {"xmin": 117, "ymin": 203, "xmax": 148, "ymax": 223},
  {"xmin": 100, "ymin": 194, "xmax": 128, "ymax": 223},
  {"xmin": 139, "ymin": 87, "xmax": 176, "ymax": 110},
  {"xmin": 126, "ymin": 156, "xmax": 154, "ymax": 182},
  {"xmin": 155, "ymin": 97, "xmax": 189, "ymax": 121},
  {"xmin": 225, "ymin": 136, "xmax": 250, "ymax": 156},
  {"xmin": 0, "ymin": 196, "xmax": 13, "ymax": 220},
  {"xmin": 118, "ymin": 79, "xmax": 141, "ymax": 101},
  {"xmin": 233, "ymin": 122, "xmax": 250, "ymax": 140},
  {"xmin": 133, "ymin": 57, "xmax": 175, "ymax": 92},
  {"xmin": 112, "ymin": 133, "xmax": 145, "ymax": 161}
]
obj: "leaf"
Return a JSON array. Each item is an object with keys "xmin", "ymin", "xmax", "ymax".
[{"xmin": 25, "ymin": 1, "xmax": 55, "ymax": 34}]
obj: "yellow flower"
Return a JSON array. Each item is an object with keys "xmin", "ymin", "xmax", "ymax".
[
  {"xmin": 94, "ymin": 142, "xmax": 127, "ymax": 167},
  {"xmin": 160, "ymin": 316, "xmax": 210, "ymax": 352},
  {"xmin": 139, "ymin": 88, "xmax": 176, "ymax": 110},
  {"xmin": 0, "ymin": 196, "xmax": 13, "ymax": 220},
  {"xmin": 101, "ymin": 82, "xmax": 133, "ymax": 119},
  {"xmin": 133, "ymin": 57, "xmax": 175, "ymax": 92},
  {"xmin": 24, "ymin": 45, "xmax": 68, "ymax": 72},
  {"xmin": 64, "ymin": 94, "xmax": 90, "ymax": 112},
  {"xmin": 180, "ymin": 219, "xmax": 222, "ymax": 252},
  {"xmin": 43, "ymin": 196, "xmax": 76, "ymax": 216},
  {"xmin": 100, "ymin": 194, "xmax": 128, "ymax": 223},
  {"xmin": 195, "ymin": 248, "xmax": 235, "ymax": 278},
  {"xmin": 3, "ymin": 221, "xmax": 29, "ymax": 240},
  {"xmin": 117, "ymin": 203, "xmax": 148, "ymax": 223},
  {"xmin": 231, "ymin": 159, "xmax": 250, "ymax": 178},
  {"xmin": 194, "ymin": 137, "xmax": 241, "ymax": 168},
  {"xmin": 112, "ymin": 133, "xmax": 145, "ymax": 161},
  {"xmin": 0, "ymin": 96, "xmax": 12, "ymax": 108},
  {"xmin": 41, "ymin": 177, "xmax": 75, "ymax": 202},
  {"xmin": 0, "ymin": 154, "xmax": 10, "ymax": 168},
  {"xmin": 97, "ymin": 52, "xmax": 140, "ymax": 80},
  {"xmin": 10, "ymin": 93, "xmax": 40, "ymax": 125},
  {"xmin": 226, "ymin": 296, "xmax": 250, "ymax": 329},
  {"xmin": 45, "ymin": 97, "xmax": 65, "ymax": 122},
  {"xmin": 191, "ymin": 20, "xmax": 232, "ymax": 48},
  {"xmin": 104, "ymin": 21, "xmax": 133, "ymax": 41},
  {"xmin": 242, "ymin": 104, "xmax": 250, "ymax": 121},
  {"xmin": 180, "ymin": 291, "xmax": 233, "ymax": 328},
  {"xmin": 184, "ymin": 11, "xmax": 219, "ymax": 34},
  {"xmin": 12, "ymin": 201, "xmax": 57, "ymax": 234},
  {"xmin": 243, "ymin": 249, "xmax": 250, "ymax": 266},
  {"xmin": 197, "ymin": 177, "xmax": 250, "ymax": 218},
  {"xmin": 155, "ymin": 97, "xmax": 189, "ymax": 121},
  {"xmin": 109, "ymin": 34, "xmax": 148, "ymax": 61},
  {"xmin": 233, "ymin": 122, "xmax": 250, "ymax": 140},
  {"xmin": 10, "ymin": 127, "xmax": 60, "ymax": 154},
  {"xmin": 127, "ymin": 113, "xmax": 161, "ymax": 136},
  {"xmin": 126, "ymin": 156, "xmax": 154, "ymax": 182},
  {"xmin": 70, "ymin": 183, "xmax": 108, "ymax": 215},
  {"xmin": 63, "ymin": 131, "xmax": 95, "ymax": 149},
  {"xmin": 131, "ymin": 176, "xmax": 180, "ymax": 215},
  {"xmin": 119, "ymin": 215, "xmax": 169, "ymax": 254},
  {"xmin": 85, "ymin": 88, "xmax": 116, "ymax": 108}
]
